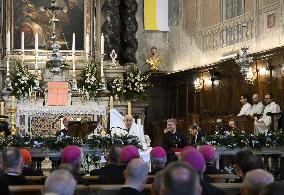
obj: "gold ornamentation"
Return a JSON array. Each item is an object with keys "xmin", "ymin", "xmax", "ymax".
[
  {"xmin": 146, "ymin": 47, "xmax": 162, "ymax": 71},
  {"xmin": 9, "ymin": 108, "xmax": 17, "ymax": 135}
]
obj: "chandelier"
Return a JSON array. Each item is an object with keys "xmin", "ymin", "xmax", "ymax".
[
  {"xmin": 193, "ymin": 78, "xmax": 203, "ymax": 92},
  {"xmin": 235, "ymin": 46, "xmax": 253, "ymax": 75}
]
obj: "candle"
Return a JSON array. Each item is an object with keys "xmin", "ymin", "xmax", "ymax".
[
  {"xmin": 85, "ymin": 34, "xmax": 89, "ymax": 54},
  {"xmin": 137, "ymin": 119, "xmax": 141, "ymax": 125},
  {"xmin": 35, "ymin": 32, "xmax": 38, "ymax": 53},
  {"xmin": 72, "ymin": 33, "xmax": 75, "ymax": 54},
  {"xmin": 21, "ymin": 32, "xmax": 25, "ymax": 53},
  {"xmin": 0, "ymin": 102, "xmax": 4, "ymax": 115},
  {"xmin": 127, "ymin": 101, "xmax": 131, "ymax": 115},
  {"xmin": 109, "ymin": 96, "xmax": 113, "ymax": 109},
  {"xmin": 11, "ymin": 96, "xmax": 15, "ymax": 108},
  {"xmin": 6, "ymin": 31, "xmax": 10, "ymax": 52},
  {"xmin": 6, "ymin": 57, "xmax": 9, "ymax": 73},
  {"xmin": 101, "ymin": 33, "xmax": 104, "ymax": 55},
  {"xmin": 86, "ymin": 91, "xmax": 89, "ymax": 100}
]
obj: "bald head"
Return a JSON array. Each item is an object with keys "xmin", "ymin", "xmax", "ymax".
[
  {"xmin": 126, "ymin": 158, "xmax": 149, "ymax": 181},
  {"xmin": 124, "ymin": 115, "xmax": 134, "ymax": 129},
  {"xmin": 242, "ymin": 169, "xmax": 274, "ymax": 195},
  {"xmin": 252, "ymin": 94, "xmax": 260, "ymax": 104}
]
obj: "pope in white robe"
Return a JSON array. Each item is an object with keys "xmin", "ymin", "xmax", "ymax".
[
  {"xmin": 254, "ymin": 100, "xmax": 281, "ymax": 135},
  {"xmin": 111, "ymin": 115, "xmax": 146, "ymax": 147}
]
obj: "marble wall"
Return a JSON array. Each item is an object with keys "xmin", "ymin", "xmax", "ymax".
[{"xmin": 135, "ymin": 0, "xmax": 284, "ymax": 72}]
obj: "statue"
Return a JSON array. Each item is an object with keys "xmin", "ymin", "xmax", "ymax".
[{"xmin": 146, "ymin": 47, "xmax": 162, "ymax": 71}]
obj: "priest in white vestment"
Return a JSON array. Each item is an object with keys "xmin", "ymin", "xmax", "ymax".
[
  {"xmin": 237, "ymin": 94, "xmax": 252, "ymax": 116},
  {"xmin": 250, "ymin": 94, "xmax": 264, "ymax": 116},
  {"xmin": 111, "ymin": 115, "xmax": 146, "ymax": 146},
  {"xmin": 254, "ymin": 94, "xmax": 281, "ymax": 135}
]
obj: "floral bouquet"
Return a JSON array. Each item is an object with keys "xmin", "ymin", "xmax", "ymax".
[
  {"xmin": 108, "ymin": 77, "xmax": 125, "ymax": 99},
  {"xmin": 78, "ymin": 62, "xmax": 102, "ymax": 98},
  {"xmin": 11, "ymin": 62, "xmax": 36, "ymax": 99}
]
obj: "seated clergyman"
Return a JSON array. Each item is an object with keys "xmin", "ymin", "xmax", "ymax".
[
  {"xmin": 237, "ymin": 94, "xmax": 252, "ymax": 116},
  {"xmin": 111, "ymin": 115, "xmax": 146, "ymax": 147},
  {"xmin": 254, "ymin": 93, "xmax": 281, "ymax": 135}
]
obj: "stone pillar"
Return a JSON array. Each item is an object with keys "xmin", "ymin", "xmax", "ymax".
[
  {"xmin": 119, "ymin": 0, "xmax": 138, "ymax": 64},
  {"xmin": 101, "ymin": 0, "xmax": 121, "ymax": 61},
  {"xmin": 253, "ymin": 0, "xmax": 260, "ymax": 47}
]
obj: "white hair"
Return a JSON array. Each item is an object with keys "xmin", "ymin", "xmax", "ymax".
[
  {"xmin": 44, "ymin": 169, "xmax": 77, "ymax": 195},
  {"xmin": 244, "ymin": 169, "xmax": 274, "ymax": 193}
]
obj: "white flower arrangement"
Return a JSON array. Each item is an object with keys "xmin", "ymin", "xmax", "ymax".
[
  {"xmin": 108, "ymin": 64, "xmax": 152, "ymax": 101},
  {"xmin": 11, "ymin": 62, "xmax": 36, "ymax": 99},
  {"xmin": 78, "ymin": 62, "xmax": 102, "ymax": 98}
]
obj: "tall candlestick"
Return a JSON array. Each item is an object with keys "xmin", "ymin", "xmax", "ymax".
[
  {"xmin": 35, "ymin": 32, "xmax": 38, "ymax": 53},
  {"xmin": 72, "ymin": 33, "xmax": 75, "ymax": 54},
  {"xmin": 101, "ymin": 33, "xmax": 104, "ymax": 55},
  {"xmin": 11, "ymin": 96, "xmax": 15, "ymax": 108},
  {"xmin": 127, "ymin": 101, "xmax": 131, "ymax": 115},
  {"xmin": 6, "ymin": 31, "xmax": 10, "ymax": 52},
  {"xmin": 6, "ymin": 57, "xmax": 9, "ymax": 73},
  {"xmin": 21, "ymin": 32, "xmax": 25, "ymax": 53},
  {"xmin": 109, "ymin": 96, "xmax": 113, "ymax": 109},
  {"xmin": 0, "ymin": 102, "xmax": 4, "ymax": 115},
  {"xmin": 85, "ymin": 34, "xmax": 89, "ymax": 54}
]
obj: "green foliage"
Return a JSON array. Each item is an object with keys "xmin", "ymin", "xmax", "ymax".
[
  {"xmin": 11, "ymin": 62, "xmax": 36, "ymax": 99},
  {"xmin": 200, "ymin": 130, "xmax": 284, "ymax": 149}
]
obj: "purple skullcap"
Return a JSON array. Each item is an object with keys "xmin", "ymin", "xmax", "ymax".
[
  {"xmin": 61, "ymin": 145, "xmax": 82, "ymax": 164},
  {"xmin": 181, "ymin": 149, "xmax": 205, "ymax": 172},
  {"xmin": 198, "ymin": 145, "xmax": 216, "ymax": 162},
  {"xmin": 119, "ymin": 145, "xmax": 139, "ymax": 163},
  {"xmin": 150, "ymin": 147, "xmax": 166, "ymax": 158},
  {"xmin": 180, "ymin": 146, "xmax": 197, "ymax": 157}
]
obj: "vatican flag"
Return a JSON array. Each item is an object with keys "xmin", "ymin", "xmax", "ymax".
[{"xmin": 144, "ymin": 0, "xmax": 169, "ymax": 31}]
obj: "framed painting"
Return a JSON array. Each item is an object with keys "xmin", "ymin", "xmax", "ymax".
[{"xmin": 3, "ymin": 0, "xmax": 96, "ymax": 55}]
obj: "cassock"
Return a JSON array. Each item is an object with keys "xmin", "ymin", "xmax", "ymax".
[
  {"xmin": 162, "ymin": 131, "xmax": 188, "ymax": 152},
  {"xmin": 254, "ymin": 102, "xmax": 281, "ymax": 135},
  {"xmin": 250, "ymin": 101, "xmax": 264, "ymax": 116},
  {"xmin": 237, "ymin": 103, "xmax": 252, "ymax": 116},
  {"xmin": 111, "ymin": 123, "xmax": 146, "ymax": 146},
  {"xmin": 189, "ymin": 131, "xmax": 205, "ymax": 146}
]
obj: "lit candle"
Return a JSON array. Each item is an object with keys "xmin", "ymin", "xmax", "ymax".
[
  {"xmin": 21, "ymin": 32, "xmax": 25, "ymax": 54},
  {"xmin": 6, "ymin": 31, "xmax": 10, "ymax": 52},
  {"xmin": 127, "ymin": 101, "xmax": 131, "ymax": 115},
  {"xmin": 101, "ymin": 33, "xmax": 104, "ymax": 55},
  {"xmin": 11, "ymin": 96, "xmax": 15, "ymax": 108},
  {"xmin": 35, "ymin": 32, "xmax": 38, "ymax": 53},
  {"xmin": 85, "ymin": 34, "xmax": 89, "ymax": 54},
  {"xmin": 0, "ymin": 102, "xmax": 4, "ymax": 115},
  {"xmin": 109, "ymin": 96, "xmax": 113, "ymax": 109}
]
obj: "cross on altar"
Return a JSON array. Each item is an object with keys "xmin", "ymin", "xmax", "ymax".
[{"xmin": 47, "ymin": 82, "xmax": 68, "ymax": 106}]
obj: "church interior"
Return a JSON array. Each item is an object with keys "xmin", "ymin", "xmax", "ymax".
[{"xmin": 0, "ymin": 0, "xmax": 283, "ymax": 194}]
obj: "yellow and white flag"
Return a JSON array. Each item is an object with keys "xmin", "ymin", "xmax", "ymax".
[{"xmin": 144, "ymin": 0, "xmax": 169, "ymax": 31}]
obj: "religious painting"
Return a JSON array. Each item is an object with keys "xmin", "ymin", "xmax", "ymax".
[{"xmin": 13, "ymin": 0, "xmax": 84, "ymax": 50}]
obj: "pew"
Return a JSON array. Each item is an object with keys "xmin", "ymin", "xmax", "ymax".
[
  {"xmin": 9, "ymin": 184, "xmax": 155, "ymax": 195},
  {"xmin": 9, "ymin": 183, "xmax": 240, "ymax": 195},
  {"xmin": 212, "ymin": 183, "xmax": 241, "ymax": 195},
  {"xmin": 208, "ymin": 174, "xmax": 239, "ymax": 183}
]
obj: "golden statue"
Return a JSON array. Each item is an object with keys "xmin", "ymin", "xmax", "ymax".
[{"xmin": 146, "ymin": 47, "xmax": 162, "ymax": 71}]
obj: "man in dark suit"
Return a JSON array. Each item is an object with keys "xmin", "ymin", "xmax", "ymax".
[
  {"xmin": 188, "ymin": 124, "xmax": 205, "ymax": 146},
  {"xmin": 0, "ymin": 147, "xmax": 31, "ymax": 185},
  {"xmin": 163, "ymin": 118, "xmax": 188, "ymax": 152},
  {"xmin": 90, "ymin": 144, "xmax": 123, "ymax": 176}
]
